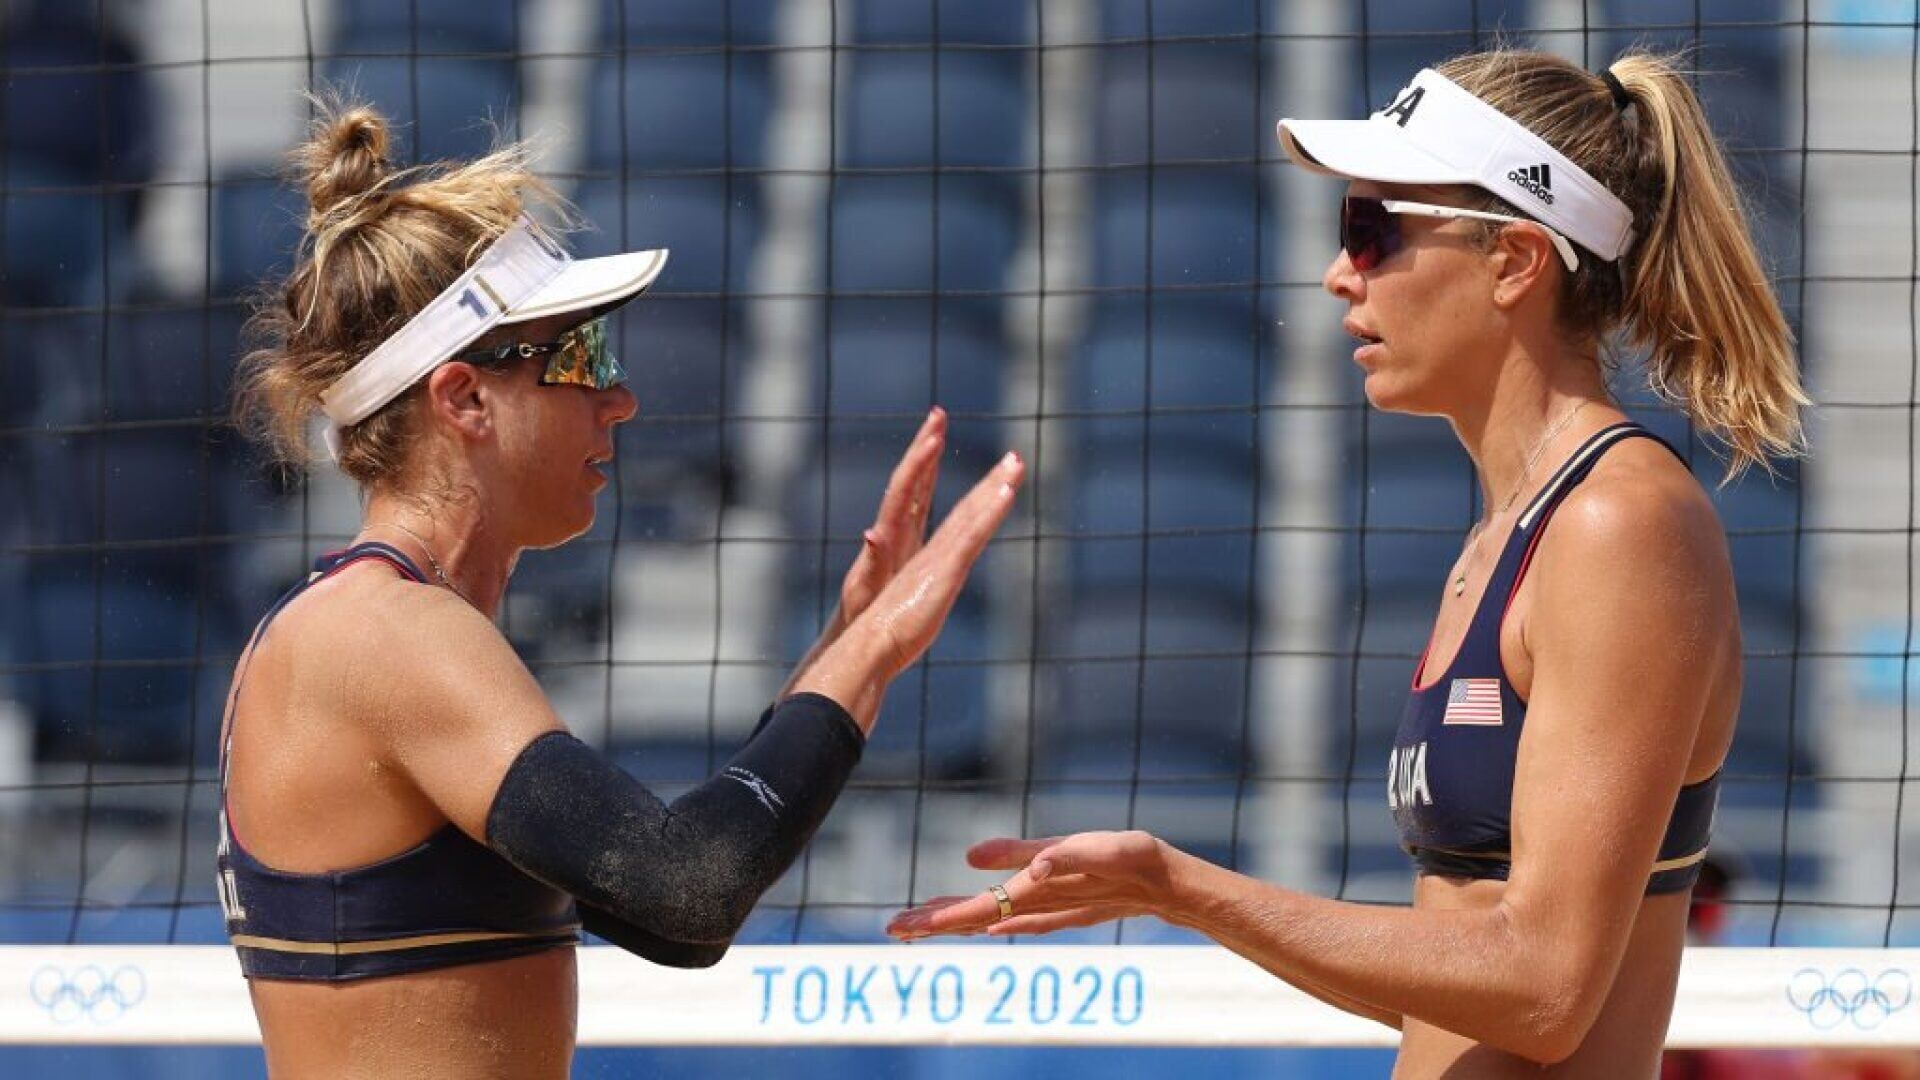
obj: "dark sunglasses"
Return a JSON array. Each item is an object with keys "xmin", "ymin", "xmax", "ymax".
[
  {"xmin": 457, "ymin": 317, "xmax": 627, "ymax": 390},
  {"xmin": 1341, "ymin": 196, "xmax": 1579, "ymax": 274}
]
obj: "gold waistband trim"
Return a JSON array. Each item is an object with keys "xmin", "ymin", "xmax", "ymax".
[
  {"xmin": 1411, "ymin": 845, "xmax": 1708, "ymax": 876},
  {"xmin": 231, "ymin": 926, "xmax": 579, "ymax": 956}
]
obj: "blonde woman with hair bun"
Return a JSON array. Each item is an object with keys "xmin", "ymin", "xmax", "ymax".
[{"xmin": 221, "ymin": 101, "xmax": 1024, "ymax": 1078}]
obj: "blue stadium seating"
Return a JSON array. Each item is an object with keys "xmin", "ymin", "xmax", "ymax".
[
  {"xmin": 322, "ymin": 53, "xmax": 518, "ymax": 164},
  {"xmin": 583, "ymin": 54, "xmax": 773, "ymax": 170},
  {"xmin": 573, "ymin": 0, "xmax": 777, "ymax": 501},
  {"xmin": 1091, "ymin": 7, "xmax": 1260, "ymax": 167},
  {"xmin": 1045, "ymin": 0, "xmax": 1272, "ymax": 803},
  {"xmin": 781, "ymin": 0, "xmax": 1036, "ymax": 780},
  {"xmin": 1088, "ymin": 169, "xmax": 1263, "ymax": 296},
  {"xmin": 574, "ymin": 176, "xmax": 761, "ymax": 293},
  {"xmin": 15, "ymin": 556, "xmax": 204, "ymax": 764},
  {"xmin": 4, "ymin": 301, "xmax": 258, "ymax": 764},
  {"xmin": 821, "ymin": 301, "xmax": 1004, "ymax": 463},
  {"xmin": 842, "ymin": 51, "xmax": 1028, "ymax": 170},
  {"xmin": 212, "ymin": 174, "xmax": 306, "ymax": 299},
  {"xmin": 0, "ymin": 8, "xmax": 155, "ymax": 185},
  {"xmin": 854, "ymin": 0, "xmax": 1031, "ymax": 44},
  {"xmin": 599, "ymin": 0, "xmax": 780, "ymax": 47},
  {"xmin": 0, "ymin": 162, "xmax": 128, "ymax": 309},
  {"xmin": 828, "ymin": 177, "xmax": 1021, "ymax": 295},
  {"xmin": 1099, "ymin": 0, "xmax": 1262, "ymax": 39},
  {"xmin": 1064, "ymin": 443, "xmax": 1257, "ymax": 602},
  {"xmin": 1070, "ymin": 297, "xmax": 1263, "ymax": 454},
  {"xmin": 334, "ymin": 0, "xmax": 520, "ymax": 54},
  {"xmin": 1040, "ymin": 592, "xmax": 1253, "ymax": 781},
  {"xmin": 0, "ymin": 11, "xmax": 153, "ymax": 306}
]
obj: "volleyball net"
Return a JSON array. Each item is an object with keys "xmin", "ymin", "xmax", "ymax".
[{"xmin": 0, "ymin": 0, "xmax": 1914, "ymax": 1051}]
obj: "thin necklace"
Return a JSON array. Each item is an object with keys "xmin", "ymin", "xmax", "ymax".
[
  {"xmin": 375, "ymin": 520, "xmax": 472, "ymax": 607},
  {"xmin": 1452, "ymin": 400, "xmax": 1589, "ymax": 598}
]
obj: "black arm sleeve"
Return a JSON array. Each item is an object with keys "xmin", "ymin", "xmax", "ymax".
[{"xmin": 484, "ymin": 692, "xmax": 863, "ymax": 964}]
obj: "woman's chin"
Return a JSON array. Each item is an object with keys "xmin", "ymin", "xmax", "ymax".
[
  {"xmin": 1361, "ymin": 372, "xmax": 1417, "ymax": 413},
  {"xmin": 528, "ymin": 505, "xmax": 598, "ymax": 551}
]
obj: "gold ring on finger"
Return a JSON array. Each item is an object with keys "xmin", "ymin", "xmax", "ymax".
[{"xmin": 988, "ymin": 884, "xmax": 1014, "ymax": 922}]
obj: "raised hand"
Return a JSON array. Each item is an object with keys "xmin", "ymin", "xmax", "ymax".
[
  {"xmin": 781, "ymin": 408, "xmax": 945, "ymax": 699},
  {"xmin": 886, "ymin": 830, "xmax": 1179, "ymax": 940},
  {"xmin": 790, "ymin": 446, "xmax": 1024, "ymax": 731}
]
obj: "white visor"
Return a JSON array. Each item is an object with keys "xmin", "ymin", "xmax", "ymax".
[
  {"xmin": 317, "ymin": 215, "xmax": 668, "ymax": 459},
  {"xmin": 1277, "ymin": 69, "xmax": 1634, "ymax": 263}
]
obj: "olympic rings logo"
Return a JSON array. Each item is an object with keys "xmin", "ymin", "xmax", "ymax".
[
  {"xmin": 28, "ymin": 965, "xmax": 147, "ymax": 1025},
  {"xmin": 1786, "ymin": 967, "xmax": 1913, "ymax": 1031}
]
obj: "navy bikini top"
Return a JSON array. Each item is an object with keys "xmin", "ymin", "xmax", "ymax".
[
  {"xmin": 216, "ymin": 542, "xmax": 579, "ymax": 981},
  {"xmin": 1390, "ymin": 423, "xmax": 1721, "ymax": 896}
]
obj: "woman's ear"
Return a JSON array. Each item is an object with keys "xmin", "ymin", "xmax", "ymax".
[
  {"xmin": 424, "ymin": 362, "xmax": 495, "ymax": 442},
  {"xmin": 1488, "ymin": 222, "xmax": 1560, "ymax": 310}
]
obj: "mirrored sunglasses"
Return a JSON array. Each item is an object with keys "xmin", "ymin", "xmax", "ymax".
[{"xmin": 458, "ymin": 317, "xmax": 627, "ymax": 390}]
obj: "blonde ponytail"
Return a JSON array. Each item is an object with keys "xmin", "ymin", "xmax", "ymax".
[
  {"xmin": 1607, "ymin": 53, "xmax": 1808, "ymax": 475},
  {"xmin": 1437, "ymin": 48, "xmax": 1808, "ymax": 478}
]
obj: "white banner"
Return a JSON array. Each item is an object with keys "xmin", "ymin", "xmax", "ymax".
[{"xmin": 0, "ymin": 945, "xmax": 1913, "ymax": 1047}]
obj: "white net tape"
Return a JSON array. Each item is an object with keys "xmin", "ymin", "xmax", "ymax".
[{"xmin": 0, "ymin": 946, "xmax": 1913, "ymax": 1048}]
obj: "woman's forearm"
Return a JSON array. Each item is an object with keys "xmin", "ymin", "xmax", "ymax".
[
  {"xmin": 788, "ymin": 626, "xmax": 892, "ymax": 734},
  {"xmin": 1165, "ymin": 854, "xmax": 1597, "ymax": 1062}
]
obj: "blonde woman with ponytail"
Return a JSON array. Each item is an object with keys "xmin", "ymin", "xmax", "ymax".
[
  {"xmin": 892, "ymin": 48, "xmax": 1805, "ymax": 1076},
  {"xmin": 220, "ymin": 101, "xmax": 1023, "ymax": 1078}
]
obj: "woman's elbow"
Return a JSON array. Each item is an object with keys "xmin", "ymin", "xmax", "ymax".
[
  {"xmin": 1497, "ymin": 976, "xmax": 1608, "ymax": 1064},
  {"xmin": 651, "ymin": 894, "xmax": 755, "ymax": 945},
  {"xmin": 652, "ymin": 863, "xmax": 768, "ymax": 942}
]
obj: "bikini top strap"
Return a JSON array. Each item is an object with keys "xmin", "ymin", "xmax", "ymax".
[
  {"xmin": 1514, "ymin": 422, "xmax": 1686, "ymax": 537},
  {"xmin": 1468, "ymin": 422, "xmax": 1687, "ymax": 641}
]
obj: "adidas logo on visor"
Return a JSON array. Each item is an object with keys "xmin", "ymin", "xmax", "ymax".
[{"xmin": 1507, "ymin": 162, "xmax": 1554, "ymax": 205}]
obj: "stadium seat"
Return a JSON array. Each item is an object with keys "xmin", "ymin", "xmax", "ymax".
[
  {"xmin": 0, "ymin": 7, "xmax": 152, "ymax": 308},
  {"xmin": 1040, "ymin": 592, "xmax": 1253, "ymax": 781},
  {"xmin": 1352, "ymin": 1, "xmax": 1527, "ymax": 111},
  {"xmin": 598, "ymin": 0, "xmax": 780, "ymax": 47},
  {"xmin": 1098, "ymin": 0, "xmax": 1263, "ymax": 39},
  {"xmin": 1088, "ymin": 168, "xmax": 1263, "ymax": 294},
  {"xmin": 573, "ymin": 176, "xmax": 761, "ymax": 294},
  {"xmin": 583, "ymin": 54, "xmax": 773, "ymax": 171},
  {"xmin": 1091, "ymin": 40, "xmax": 1260, "ymax": 167},
  {"xmin": 1064, "ymin": 443, "xmax": 1258, "ymax": 605},
  {"xmin": 321, "ymin": 53, "xmax": 518, "ymax": 164},
  {"xmin": 334, "ymin": 0, "xmax": 521, "ymax": 54},
  {"xmin": 821, "ymin": 301, "xmax": 1005, "ymax": 463},
  {"xmin": 0, "ymin": 8, "xmax": 155, "ymax": 185},
  {"xmin": 842, "ymin": 51, "xmax": 1029, "ymax": 170},
  {"xmin": 0, "ymin": 161, "xmax": 127, "ymax": 309},
  {"xmin": 212, "ymin": 174, "xmax": 306, "ymax": 300},
  {"xmin": 853, "ymin": 0, "xmax": 1031, "ymax": 45},
  {"xmin": 14, "ymin": 555, "xmax": 203, "ymax": 764},
  {"xmin": 828, "ymin": 176, "xmax": 1022, "ymax": 294},
  {"xmin": 1069, "ymin": 296, "xmax": 1263, "ymax": 456}
]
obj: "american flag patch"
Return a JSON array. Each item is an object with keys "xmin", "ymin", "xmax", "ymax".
[{"xmin": 1442, "ymin": 678, "xmax": 1503, "ymax": 726}]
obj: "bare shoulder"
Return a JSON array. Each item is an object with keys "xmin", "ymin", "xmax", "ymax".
[
  {"xmin": 270, "ymin": 564, "xmax": 547, "ymax": 729},
  {"xmin": 1545, "ymin": 439, "xmax": 1725, "ymax": 570},
  {"xmin": 1528, "ymin": 436, "xmax": 1736, "ymax": 634}
]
